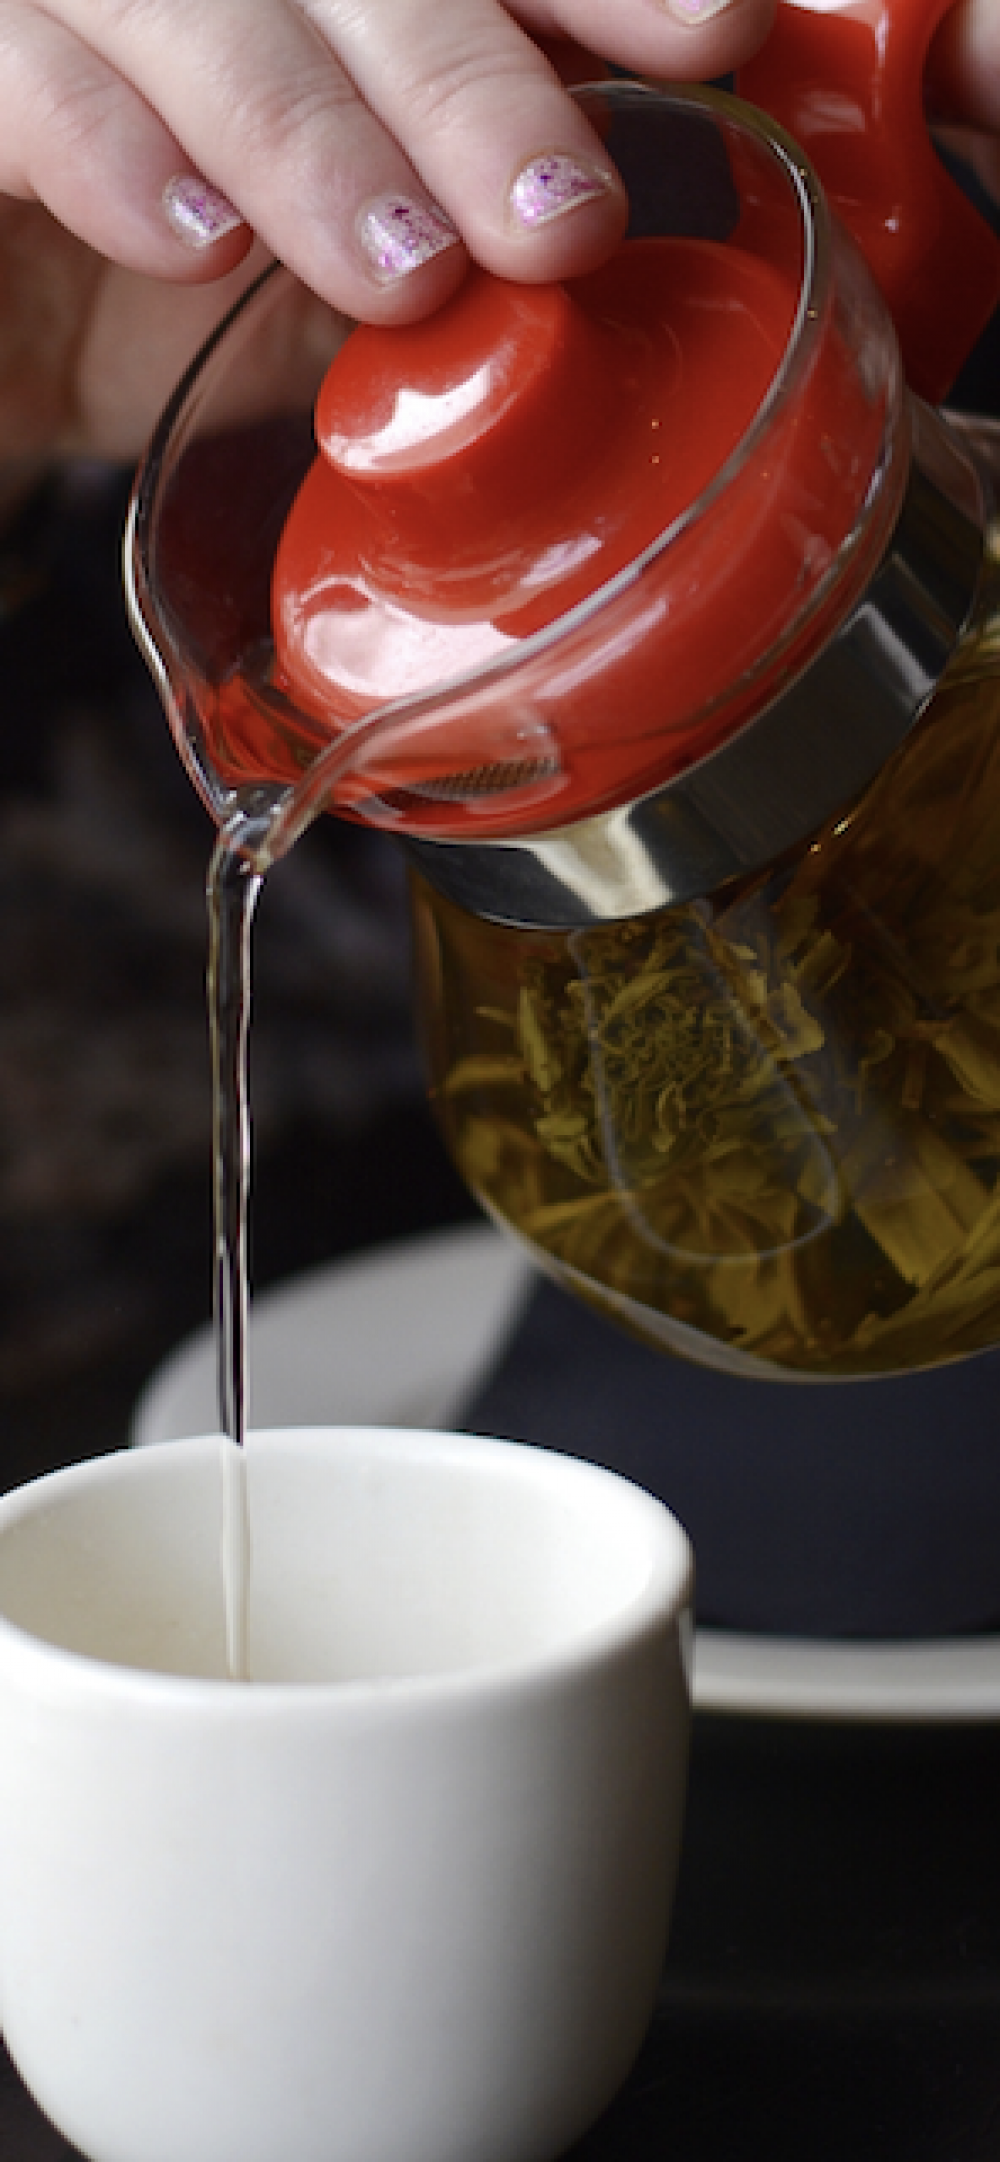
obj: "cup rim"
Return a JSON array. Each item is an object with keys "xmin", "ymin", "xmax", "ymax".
[{"xmin": 0, "ymin": 1427, "xmax": 694, "ymax": 1712}]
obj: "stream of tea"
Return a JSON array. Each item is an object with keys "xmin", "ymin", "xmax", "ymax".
[{"xmin": 207, "ymin": 825, "xmax": 264, "ymax": 1683}]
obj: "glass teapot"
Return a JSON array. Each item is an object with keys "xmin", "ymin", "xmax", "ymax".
[{"xmin": 127, "ymin": 0, "xmax": 1000, "ymax": 1383}]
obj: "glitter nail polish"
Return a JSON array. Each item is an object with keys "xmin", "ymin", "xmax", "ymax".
[
  {"xmin": 509, "ymin": 154, "xmax": 612, "ymax": 229},
  {"xmin": 357, "ymin": 195, "xmax": 460, "ymax": 282},
  {"xmin": 163, "ymin": 175, "xmax": 244, "ymax": 249}
]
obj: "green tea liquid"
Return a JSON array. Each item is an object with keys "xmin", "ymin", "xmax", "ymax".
[{"xmin": 417, "ymin": 621, "xmax": 1000, "ymax": 1378}]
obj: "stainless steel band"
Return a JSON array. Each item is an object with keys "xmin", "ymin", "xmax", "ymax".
[{"xmin": 404, "ymin": 404, "xmax": 986, "ymax": 930}]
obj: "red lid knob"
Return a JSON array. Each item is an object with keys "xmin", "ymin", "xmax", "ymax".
[{"xmin": 738, "ymin": 0, "xmax": 1000, "ymax": 402}]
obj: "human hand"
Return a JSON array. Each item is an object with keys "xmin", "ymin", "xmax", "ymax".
[
  {"xmin": 0, "ymin": 0, "xmax": 996, "ymax": 472},
  {"xmin": 0, "ymin": 0, "xmax": 779, "ymax": 469},
  {"xmin": 0, "ymin": 1, "xmax": 781, "ymax": 321}
]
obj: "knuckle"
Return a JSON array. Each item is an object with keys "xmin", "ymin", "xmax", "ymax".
[
  {"xmin": 392, "ymin": 33, "xmax": 537, "ymax": 141},
  {"xmin": 24, "ymin": 59, "xmax": 124, "ymax": 167},
  {"xmin": 306, "ymin": 0, "xmax": 540, "ymax": 142},
  {"xmin": 217, "ymin": 72, "xmax": 356, "ymax": 163},
  {"xmin": 0, "ymin": 2, "xmax": 137, "ymax": 171}
]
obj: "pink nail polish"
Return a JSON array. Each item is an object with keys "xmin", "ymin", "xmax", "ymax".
[
  {"xmin": 163, "ymin": 175, "xmax": 244, "ymax": 249},
  {"xmin": 509, "ymin": 154, "xmax": 612, "ymax": 229},
  {"xmin": 357, "ymin": 195, "xmax": 460, "ymax": 282}
]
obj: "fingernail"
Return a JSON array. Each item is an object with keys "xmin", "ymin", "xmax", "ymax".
[
  {"xmin": 163, "ymin": 174, "xmax": 244, "ymax": 248},
  {"xmin": 357, "ymin": 194, "xmax": 460, "ymax": 282},
  {"xmin": 665, "ymin": 0, "xmax": 735, "ymax": 21},
  {"xmin": 509, "ymin": 153, "xmax": 615, "ymax": 229}
]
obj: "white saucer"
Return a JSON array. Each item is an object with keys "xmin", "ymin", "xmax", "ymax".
[{"xmin": 131, "ymin": 1223, "xmax": 1000, "ymax": 1723}]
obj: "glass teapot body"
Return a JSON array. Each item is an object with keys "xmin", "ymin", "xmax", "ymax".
[{"xmin": 413, "ymin": 412, "xmax": 1000, "ymax": 1379}]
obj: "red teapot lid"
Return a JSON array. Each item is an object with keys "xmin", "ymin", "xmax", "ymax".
[{"xmin": 272, "ymin": 238, "xmax": 803, "ymax": 751}]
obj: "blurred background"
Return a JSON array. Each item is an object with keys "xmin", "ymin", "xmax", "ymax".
[{"xmin": 0, "ymin": 459, "xmax": 475, "ymax": 1496}]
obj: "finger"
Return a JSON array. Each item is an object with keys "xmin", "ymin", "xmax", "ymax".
[
  {"xmin": 928, "ymin": 0, "xmax": 1000, "ymax": 132},
  {"xmin": 0, "ymin": 0, "xmax": 257, "ymax": 283},
  {"xmin": 23, "ymin": 0, "xmax": 777, "ymax": 324},
  {"xmin": 45, "ymin": 0, "xmax": 750, "ymax": 313},
  {"xmin": 304, "ymin": 0, "xmax": 775, "ymax": 285},
  {"xmin": 305, "ymin": 0, "xmax": 630, "ymax": 286},
  {"xmin": 40, "ymin": 0, "xmax": 471, "ymax": 322}
]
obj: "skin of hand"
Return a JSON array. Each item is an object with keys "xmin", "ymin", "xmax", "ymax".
[
  {"xmin": 0, "ymin": 0, "xmax": 993, "ymax": 477},
  {"xmin": 0, "ymin": 0, "xmax": 775, "ymax": 472}
]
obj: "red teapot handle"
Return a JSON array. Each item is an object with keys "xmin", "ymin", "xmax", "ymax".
[{"xmin": 737, "ymin": 0, "xmax": 1000, "ymax": 401}]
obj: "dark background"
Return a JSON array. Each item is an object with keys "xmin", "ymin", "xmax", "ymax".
[{"xmin": 0, "ymin": 462, "xmax": 475, "ymax": 1495}]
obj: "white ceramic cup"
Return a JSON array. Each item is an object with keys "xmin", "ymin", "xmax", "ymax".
[{"xmin": 0, "ymin": 1425, "xmax": 693, "ymax": 2162}]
